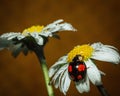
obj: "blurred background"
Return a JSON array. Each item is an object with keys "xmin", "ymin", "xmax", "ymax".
[{"xmin": 0, "ymin": 0, "xmax": 120, "ymax": 96}]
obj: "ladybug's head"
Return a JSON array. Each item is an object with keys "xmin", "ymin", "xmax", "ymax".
[
  {"xmin": 68, "ymin": 55, "xmax": 87, "ymax": 82},
  {"xmin": 72, "ymin": 55, "xmax": 84, "ymax": 62}
]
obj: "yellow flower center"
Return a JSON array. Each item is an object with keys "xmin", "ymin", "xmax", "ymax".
[
  {"xmin": 67, "ymin": 44, "xmax": 94, "ymax": 62},
  {"xmin": 22, "ymin": 25, "xmax": 44, "ymax": 36}
]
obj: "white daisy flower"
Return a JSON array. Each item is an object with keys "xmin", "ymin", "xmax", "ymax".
[
  {"xmin": 49, "ymin": 42, "xmax": 120, "ymax": 95},
  {"xmin": 0, "ymin": 19, "xmax": 76, "ymax": 57}
]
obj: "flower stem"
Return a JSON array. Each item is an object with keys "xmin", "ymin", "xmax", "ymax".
[
  {"xmin": 96, "ymin": 84, "xmax": 110, "ymax": 96},
  {"xmin": 33, "ymin": 46, "xmax": 54, "ymax": 96},
  {"xmin": 39, "ymin": 58, "xmax": 54, "ymax": 96}
]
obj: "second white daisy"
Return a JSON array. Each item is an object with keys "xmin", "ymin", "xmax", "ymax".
[{"xmin": 49, "ymin": 42, "xmax": 120, "ymax": 95}]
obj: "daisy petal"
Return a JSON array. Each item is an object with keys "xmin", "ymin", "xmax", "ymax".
[
  {"xmin": 58, "ymin": 64, "xmax": 68, "ymax": 95},
  {"xmin": 53, "ymin": 74, "xmax": 60, "ymax": 88},
  {"xmin": 50, "ymin": 64, "xmax": 69, "ymax": 95},
  {"xmin": 91, "ymin": 42, "xmax": 120, "ymax": 64},
  {"xmin": 53, "ymin": 55, "xmax": 68, "ymax": 66},
  {"xmin": 1, "ymin": 32, "xmax": 22, "ymax": 40},
  {"xmin": 49, "ymin": 55, "xmax": 68, "ymax": 77},
  {"xmin": 85, "ymin": 59, "xmax": 102, "ymax": 85},
  {"xmin": 50, "ymin": 64, "xmax": 70, "ymax": 95},
  {"xmin": 61, "ymin": 69, "xmax": 71, "ymax": 95},
  {"xmin": 30, "ymin": 33, "xmax": 44, "ymax": 45},
  {"xmin": 42, "ymin": 19, "xmax": 64, "ymax": 32},
  {"xmin": 41, "ymin": 19, "xmax": 76, "ymax": 37},
  {"xmin": 51, "ymin": 19, "xmax": 64, "ymax": 24},
  {"xmin": 58, "ymin": 23, "xmax": 77, "ymax": 31},
  {"xmin": 75, "ymin": 76, "xmax": 90, "ymax": 93},
  {"xmin": 99, "ymin": 70, "xmax": 106, "ymax": 76},
  {"xmin": 50, "ymin": 64, "xmax": 68, "ymax": 88}
]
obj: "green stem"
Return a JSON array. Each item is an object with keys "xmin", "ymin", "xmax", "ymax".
[
  {"xmin": 96, "ymin": 84, "xmax": 110, "ymax": 96},
  {"xmin": 34, "ymin": 46, "xmax": 54, "ymax": 96},
  {"xmin": 40, "ymin": 58, "xmax": 54, "ymax": 96}
]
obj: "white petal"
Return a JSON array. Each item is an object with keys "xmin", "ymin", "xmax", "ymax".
[
  {"xmin": 57, "ymin": 64, "xmax": 70, "ymax": 95},
  {"xmin": 54, "ymin": 66, "xmax": 66, "ymax": 89},
  {"xmin": 17, "ymin": 35, "xmax": 25, "ymax": 40},
  {"xmin": 51, "ymin": 70, "xmax": 64, "ymax": 88},
  {"xmin": 75, "ymin": 76, "xmax": 90, "ymax": 93},
  {"xmin": 52, "ymin": 19, "xmax": 64, "ymax": 24},
  {"xmin": 91, "ymin": 42, "xmax": 120, "ymax": 64},
  {"xmin": 99, "ymin": 70, "xmax": 106, "ymax": 76},
  {"xmin": 61, "ymin": 69, "xmax": 71, "ymax": 95},
  {"xmin": 40, "ymin": 19, "xmax": 76, "ymax": 37},
  {"xmin": 36, "ymin": 37, "xmax": 44, "ymax": 45},
  {"xmin": 52, "ymin": 55, "xmax": 68, "ymax": 67},
  {"xmin": 53, "ymin": 65, "xmax": 68, "ymax": 94},
  {"xmin": 85, "ymin": 59, "xmax": 102, "ymax": 85},
  {"xmin": 53, "ymin": 75, "xmax": 60, "ymax": 88},
  {"xmin": 42, "ymin": 19, "xmax": 64, "ymax": 32},
  {"xmin": 58, "ymin": 23, "xmax": 77, "ymax": 31},
  {"xmin": 49, "ymin": 55, "xmax": 68, "ymax": 77},
  {"xmin": 49, "ymin": 63, "xmax": 70, "ymax": 95},
  {"xmin": 50, "ymin": 64, "xmax": 68, "ymax": 87},
  {"xmin": 30, "ymin": 33, "xmax": 44, "ymax": 45},
  {"xmin": 0, "ymin": 32, "xmax": 23, "ymax": 40}
]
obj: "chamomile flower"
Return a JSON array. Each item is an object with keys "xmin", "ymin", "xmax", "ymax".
[
  {"xmin": 0, "ymin": 19, "xmax": 76, "ymax": 57},
  {"xmin": 49, "ymin": 42, "xmax": 120, "ymax": 95}
]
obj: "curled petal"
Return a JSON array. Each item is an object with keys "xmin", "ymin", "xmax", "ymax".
[
  {"xmin": 75, "ymin": 76, "xmax": 90, "ymax": 93},
  {"xmin": 41, "ymin": 19, "xmax": 76, "ymax": 37},
  {"xmin": 85, "ymin": 59, "xmax": 102, "ymax": 85},
  {"xmin": 48, "ymin": 19, "xmax": 64, "ymax": 25},
  {"xmin": 57, "ymin": 65, "xmax": 68, "ymax": 91},
  {"xmin": 51, "ymin": 67, "xmax": 67, "ymax": 90},
  {"xmin": 49, "ymin": 55, "xmax": 68, "ymax": 77},
  {"xmin": 61, "ymin": 69, "xmax": 71, "ymax": 95},
  {"xmin": 58, "ymin": 23, "xmax": 77, "ymax": 31},
  {"xmin": 91, "ymin": 42, "xmax": 120, "ymax": 64},
  {"xmin": 50, "ymin": 64, "xmax": 70, "ymax": 95},
  {"xmin": 49, "ymin": 64, "xmax": 68, "ymax": 85}
]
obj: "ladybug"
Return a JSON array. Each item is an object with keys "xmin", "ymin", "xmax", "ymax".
[{"xmin": 68, "ymin": 55, "xmax": 87, "ymax": 82}]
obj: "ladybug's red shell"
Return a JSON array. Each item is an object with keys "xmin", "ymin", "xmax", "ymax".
[{"xmin": 68, "ymin": 55, "xmax": 87, "ymax": 82}]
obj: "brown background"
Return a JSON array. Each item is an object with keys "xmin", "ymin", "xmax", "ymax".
[{"xmin": 0, "ymin": 0, "xmax": 120, "ymax": 96}]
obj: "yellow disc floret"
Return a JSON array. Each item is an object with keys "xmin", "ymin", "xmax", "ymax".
[
  {"xmin": 22, "ymin": 25, "xmax": 44, "ymax": 36},
  {"xmin": 67, "ymin": 44, "xmax": 94, "ymax": 62}
]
